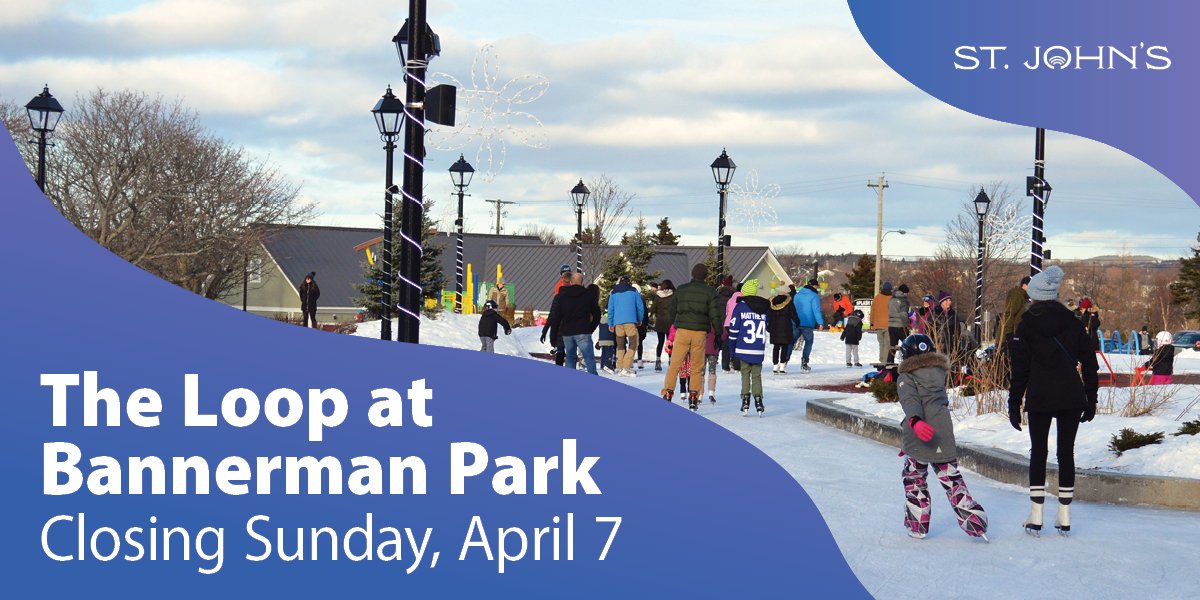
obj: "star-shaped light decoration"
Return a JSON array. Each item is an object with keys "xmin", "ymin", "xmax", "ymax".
[
  {"xmin": 428, "ymin": 44, "xmax": 549, "ymax": 181},
  {"xmin": 729, "ymin": 170, "xmax": 780, "ymax": 231}
]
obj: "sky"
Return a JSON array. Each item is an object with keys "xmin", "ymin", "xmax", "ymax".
[{"xmin": 1, "ymin": 0, "xmax": 1197, "ymax": 260}]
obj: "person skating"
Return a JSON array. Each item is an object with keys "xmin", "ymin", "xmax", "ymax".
[
  {"xmin": 298, "ymin": 272, "xmax": 320, "ymax": 329},
  {"xmin": 728, "ymin": 280, "xmax": 770, "ymax": 416},
  {"xmin": 1142, "ymin": 331, "xmax": 1175, "ymax": 385},
  {"xmin": 1008, "ymin": 266, "xmax": 1099, "ymax": 536},
  {"xmin": 661, "ymin": 264, "xmax": 723, "ymax": 411},
  {"xmin": 767, "ymin": 283, "xmax": 801, "ymax": 373},
  {"xmin": 635, "ymin": 288, "xmax": 650, "ymax": 370},
  {"xmin": 544, "ymin": 273, "xmax": 602, "ymax": 375},
  {"xmin": 716, "ymin": 276, "xmax": 737, "ymax": 372},
  {"xmin": 477, "ymin": 299, "xmax": 512, "ymax": 353},
  {"xmin": 870, "ymin": 282, "xmax": 893, "ymax": 365},
  {"xmin": 887, "ymin": 283, "xmax": 912, "ymax": 364},
  {"xmin": 722, "ymin": 280, "xmax": 744, "ymax": 373},
  {"xmin": 841, "ymin": 309, "xmax": 864, "ymax": 367},
  {"xmin": 896, "ymin": 333, "xmax": 989, "ymax": 541},
  {"xmin": 698, "ymin": 327, "xmax": 721, "ymax": 405},
  {"xmin": 665, "ymin": 325, "xmax": 693, "ymax": 400},
  {"xmin": 792, "ymin": 278, "xmax": 824, "ymax": 373},
  {"xmin": 596, "ymin": 313, "xmax": 617, "ymax": 373},
  {"xmin": 651, "ymin": 280, "xmax": 675, "ymax": 372},
  {"xmin": 542, "ymin": 269, "xmax": 574, "ymax": 366},
  {"xmin": 607, "ymin": 274, "xmax": 645, "ymax": 377}
]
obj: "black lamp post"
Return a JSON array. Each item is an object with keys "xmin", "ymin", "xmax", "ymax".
[
  {"xmin": 449, "ymin": 154, "xmax": 475, "ymax": 313},
  {"xmin": 25, "ymin": 85, "xmax": 65, "ymax": 192},
  {"xmin": 1027, "ymin": 128, "xmax": 1052, "ymax": 276},
  {"xmin": 570, "ymin": 179, "xmax": 590, "ymax": 273},
  {"xmin": 372, "ymin": 86, "xmax": 404, "ymax": 341},
  {"xmin": 973, "ymin": 188, "xmax": 992, "ymax": 342},
  {"xmin": 710, "ymin": 149, "xmax": 736, "ymax": 281}
]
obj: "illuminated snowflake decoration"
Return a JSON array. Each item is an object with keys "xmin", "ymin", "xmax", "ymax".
[
  {"xmin": 428, "ymin": 44, "xmax": 549, "ymax": 181},
  {"xmin": 729, "ymin": 170, "xmax": 779, "ymax": 231}
]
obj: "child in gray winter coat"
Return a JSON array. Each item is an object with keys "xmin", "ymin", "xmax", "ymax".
[{"xmin": 897, "ymin": 333, "xmax": 988, "ymax": 541}]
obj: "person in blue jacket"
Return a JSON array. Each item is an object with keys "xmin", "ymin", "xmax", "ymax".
[
  {"xmin": 792, "ymin": 278, "xmax": 825, "ymax": 373},
  {"xmin": 607, "ymin": 275, "xmax": 646, "ymax": 377},
  {"xmin": 728, "ymin": 279, "xmax": 770, "ymax": 416}
]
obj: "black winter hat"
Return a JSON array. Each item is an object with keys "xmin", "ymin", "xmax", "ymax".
[
  {"xmin": 897, "ymin": 284, "xmax": 909, "ymax": 294},
  {"xmin": 306, "ymin": 272, "xmax": 316, "ymax": 279}
]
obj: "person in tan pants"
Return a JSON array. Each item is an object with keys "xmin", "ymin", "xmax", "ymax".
[
  {"xmin": 661, "ymin": 264, "xmax": 722, "ymax": 410},
  {"xmin": 607, "ymin": 275, "xmax": 646, "ymax": 376}
]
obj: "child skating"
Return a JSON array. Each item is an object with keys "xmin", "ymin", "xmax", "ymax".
[
  {"xmin": 727, "ymin": 280, "xmax": 769, "ymax": 416},
  {"xmin": 477, "ymin": 300, "xmax": 512, "ymax": 353},
  {"xmin": 665, "ymin": 325, "xmax": 692, "ymax": 400},
  {"xmin": 841, "ymin": 309, "xmax": 864, "ymax": 367},
  {"xmin": 896, "ymin": 333, "xmax": 988, "ymax": 540}
]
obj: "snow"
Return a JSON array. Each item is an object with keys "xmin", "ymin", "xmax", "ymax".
[
  {"xmin": 353, "ymin": 314, "xmax": 535, "ymax": 357},
  {"xmin": 368, "ymin": 314, "xmax": 1200, "ymax": 598}
]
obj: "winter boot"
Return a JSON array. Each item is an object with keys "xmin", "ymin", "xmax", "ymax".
[
  {"xmin": 846, "ymin": 362, "xmax": 852, "ymax": 367},
  {"xmin": 1056, "ymin": 487, "xmax": 1073, "ymax": 535},
  {"xmin": 661, "ymin": 388, "xmax": 674, "ymax": 402},
  {"xmin": 754, "ymin": 395, "xmax": 765, "ymax": 417},
  {"xmin": 688, "ymin": 391, "xmax": 700, "ymax": 412},
  {"xmin": 740, "ymin": 394, "xmax": 751, "ymax": 417},
  {"xmin": 655, "ymin": 359, "xmax": 662, "ymax": 372},
  {"xmin": 1024, "ymin": 486, "xmax": 1045, "ymax": 536}
]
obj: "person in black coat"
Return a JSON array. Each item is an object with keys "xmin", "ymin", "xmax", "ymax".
[
  {"xmin": 544, "ymin": 273, "xmax": 602, "ymax": 374},
  {"xmin": 767, "ymin": 292, "xmax": 801, "ymax": 373},
  {"xmin": 298, "ymin": 272, "xmax": 320, "ymax": 328},
  {"xmin": 477, "ymin": 300, "xmax": 512, "ymax": 353},
  {"xmin": 1008, "ymin": 267, "xmax": 1099, "ymax": 536}
]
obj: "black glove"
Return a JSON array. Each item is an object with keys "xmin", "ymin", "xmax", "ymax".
[
  {"xmin": 1008, "ymin": 407, "xmax": 1022, "ymax": 431},
  {"xmin": 504, "ymin": 328, "xmax": 512, "ymax": 336},
  {"xmin": 540, "ymin": 332, "xmax": 547, "ymax": 344},
  {"xmin": 1081, "ymin": 403, "xmax": 1096, "ymax": 423}
]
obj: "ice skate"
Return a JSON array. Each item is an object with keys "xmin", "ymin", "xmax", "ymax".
[
  {"xmin": 754, "ymin": 395, "xmax": 765, "ymax": 417},
  {"xmin": 740, "ymin": 394, "xmax": 750, "ymax": 417},
  {"xmin": 854, "ymin": 362, "xmax": 862, "ymax": 367},
  {"xmin": 654, "ymin": 359, "xmax": 662, "ymax": 372},
  {"xmin": 1023, "ymin": 498, "xmax": 1045, "ymax": 537},
  {"xmin": 779, "ymin": 362, "xmax": 788, "ymax": 374},
  {"xmin": 1055, "ymin": 503, "xmax": 1071, "ymax": 536},
  {"xmin": 906, "ymin": 530, "xmax": 926, "ymax": 540},
  {"xmin": 771, "ymin": 363, "xmax": 779, "ymax": 374},
  {"xmin": 846, "ymin": 362, "xmax": 852, "ymax": 367},
  {"xmin": 661, "ymin": 388, "xmax": 674, "ymax": 402},
  {"xmin": 708, "ymin": 393, "xmax": 716, "ymax": 405},
  {"xmin": 801, "ymin": 361, "xmax": 811, "ymax": 373},
  {"xmin": 688, "ymin": 391, "xmax": 700, "ymax": 412}
]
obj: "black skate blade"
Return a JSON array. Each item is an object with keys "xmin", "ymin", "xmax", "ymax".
[
  {"xmin": 1055, "ymin": 526, "xmax": 1070, "ymax": 536},
  {"xmin": 1024, "ymin": 524, "xmax": 1042, "ymax": 538}
]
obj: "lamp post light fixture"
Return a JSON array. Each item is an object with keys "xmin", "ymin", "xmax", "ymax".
[
  {"xmin": 710, "ymin": 149, "xmax": 736, "ymax": 281},
  {"xmin": 973, "ymin": 188, "xmax": 992, "ymax": 342},
  {"xmin": 570, "ymin": 179, "xmax": 590, "ymax": 273},
  {"xmin": 449, "ymin": 154, "xmax": 475, "ymax": 313},
  {"xmin": 372, "ymin": 85, "xmax": 405, "ymax": 341},
  {"xmin": 25, "ymin": 85, "xmax": 65, "ymax": 192},
  {"xmin": 878, "ymin": 229, "xmax": 906, "ymax": 285}
]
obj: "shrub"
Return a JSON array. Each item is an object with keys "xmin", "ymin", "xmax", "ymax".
[
  {"xmin": 871, "ymin": 379, "xmax": 898, "ymax": 403},
  {"xmin": 1175, "ymin": 419, "xmax": 1200, "ymax": 437},
  {"xmin": 1108, "ymin": 428, "xmax": 1165, "ymax": 456}
]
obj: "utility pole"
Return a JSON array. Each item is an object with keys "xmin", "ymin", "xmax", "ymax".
[
  {"xmin": 867, "ymin": 174, "xmax": 889, "ymax": 297},
  {"xmin": 484, "ymin": 199, "xmax": 517, "ymax": 235}
]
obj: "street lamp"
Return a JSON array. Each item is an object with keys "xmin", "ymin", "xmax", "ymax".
[
  {"xmin": 25, "ymin": 85, "xmax": 65, "ymax": 192},
  {"xmin": 878, "ymin": 229, "xmax": 906, "ymax": 286},
  {"xmin": 449, "ymin": 154, "xmax": 475, "ymax": 313},
  {"xmin": 973, "ymin": 188, "xmax": 992, "ymax": 342},
  {"xmin": 372, "ymin": 86, "xmax": 404, "ymax": 341},
  {"xmin": 570, "ymin": 179, "xmax": 590, "ymax": 273},
  {"xmin": 710, "ymin": 149, "xmax": 736, "ymax": 281},
  {"xmin": 1026, "ymin": 162, "xmax": 1052, "ymax": 276}
]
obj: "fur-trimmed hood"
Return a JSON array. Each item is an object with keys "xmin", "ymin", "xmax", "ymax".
[
  {"xmin": 899, "ymin": 352, "xmax": 950, "ymax": 374},
  {"xmin": 769, "ymin": 294, "xmax": 793, "ymax": 310}
]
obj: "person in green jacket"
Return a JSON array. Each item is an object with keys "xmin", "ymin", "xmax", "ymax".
[
  {"xmin": 996, "ymin": 275, "xmax": 1030, "ymax": 382},
  {"xmin": 662, "ymin": 264, "xmax": 723, "ymax": 410}
]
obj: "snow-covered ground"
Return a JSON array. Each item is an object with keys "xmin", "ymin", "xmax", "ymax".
[{"xmin": 361, "ymin": 313, "xmax": 1200, "ymax": 598}]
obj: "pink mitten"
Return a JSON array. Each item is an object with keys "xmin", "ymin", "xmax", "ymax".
[{"xmin": 912, "ymin": 419, "xmax": 935, "ymax": 443}]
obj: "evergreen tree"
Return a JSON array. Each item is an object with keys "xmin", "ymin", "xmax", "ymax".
[
  {"xmin": 420, "ymin": 198, "xmax": 444, "ymax": 318},
  {"xmin": 598, "ymin": 250, "xmax": 631, "ymax": 307},
  {"xmin": 653, "ymin": 217, "xmax": 680, "ymax": 246},
  {"xmin": 1170, "ymin": 236, "xmax": 1200, "ymax": 323},
  {"xmin": 703, "ymin": 243, "xmax": 719, "ymax": 287},
  {"xmin": 624, "ymin": 217, "xmax": 661, "ymax": 286},
  {"xmin": 353, "ymin": 197, "xmax": 444, "ymax": 321},
  {"xmin": 842, "ymin": 254, "xmax": 876, "ymax": 299}
]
